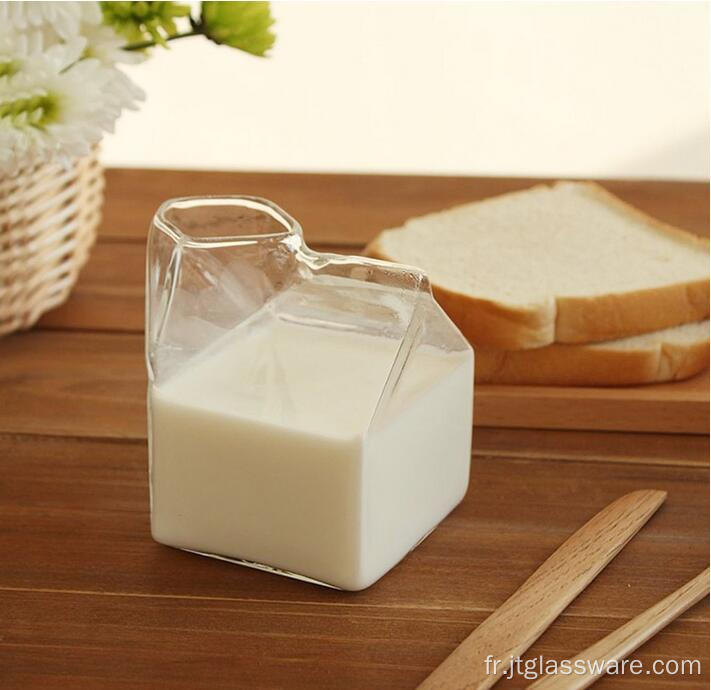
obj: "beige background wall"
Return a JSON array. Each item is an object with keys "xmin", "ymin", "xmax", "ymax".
[{"xmin": 102, "ymin": 1, "xmax": 710, "ymax": 180}]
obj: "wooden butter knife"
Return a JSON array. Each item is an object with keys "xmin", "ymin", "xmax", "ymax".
[
  {"xmin": 528, "ymin": 566, "xmax": 710, "ymax": 689},
  {"xmin": 417, "ymin": 489, "xmax": 667, "ymax": 690}
]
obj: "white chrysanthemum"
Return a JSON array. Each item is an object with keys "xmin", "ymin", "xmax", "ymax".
[
  {"xmin": 0, "ymin": 29, "xmax": 41, "ymax": 58},
  {"xmin": 0, "ymin": 2, "xmax": 145, "ymax": 173},
  {"xmin": 80, "ymin": 21, "xmax": 147, "ymax": 112},
  {"xmin": 0, "ymin": 2, "xmax": 92, "ymax": 39},
  {"xmin": 0, "ymin": 31, "xmax": 143, "ymax": 173},
  {"xmin": 82, "ymin": 22, "xmax": 145, "ymax": 66}
]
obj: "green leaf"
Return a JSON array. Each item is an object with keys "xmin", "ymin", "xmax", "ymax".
[
  {"xmin": 101, "ymin": 1, "xmax": 192, "ymax": 47},
  {"xmin": 201, "ymin": 2, "xmax": 275, "ymax": 57}
]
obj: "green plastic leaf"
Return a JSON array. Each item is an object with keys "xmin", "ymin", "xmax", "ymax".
[{"xmin": 201, "ymin": 2, "xmax": 275, "ymax": 57}]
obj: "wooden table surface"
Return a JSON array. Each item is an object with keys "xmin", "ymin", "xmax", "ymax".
[{"xmin": 1, "ymin": 170, "xmax": 708, "ymax": 689}]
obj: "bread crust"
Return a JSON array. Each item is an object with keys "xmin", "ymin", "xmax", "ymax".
[
  {"xmin": 365, "ymin": 182, "xmax": 710, "ymax": 350},
  {"xmin": 474, "ymin": 330, "xmax": 710, "ymax": 386},
  {"xmin": 367, "ymin": 244, "xmax": 556, "ymax": 349},
  {"xmin": 555, "ymin": 278, "xmax": 710, "ymax": 343}
]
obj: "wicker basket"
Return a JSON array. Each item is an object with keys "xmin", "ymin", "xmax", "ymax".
[{"xmin": 0, "ymin": 150, "xmax": 103, "ymax": 336}]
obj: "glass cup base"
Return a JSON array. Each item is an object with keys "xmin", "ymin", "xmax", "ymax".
[{"xmin": 182, "ymin": 547, "xmax": 343, "ymax": 590}]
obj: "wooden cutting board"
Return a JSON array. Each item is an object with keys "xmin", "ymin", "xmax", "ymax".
[
  {"xmin": 475, "ymin": 369, "xmax": 709, "ymax": 434},
  {"xmin": 19, "ymin": 170, "xmax": 706, "ymax": 438}
]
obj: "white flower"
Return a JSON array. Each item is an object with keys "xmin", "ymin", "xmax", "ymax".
[
  {"xmin": 0, "ymin": 30, "xmax": 143, "ymax": 172},
  {"xmin": 0, "ymin": 1, "xmax": 145, "ymax": 173},
  {"xmin": 0, "ymin": 2, "xmax": 88, "ymax": 40},
  {"xmin": 80, "ymin": 21, "xmax": 147, "ymax": 112},
  {"xmin": 81, "ymin": 21, "xmax": 145, "ymax": 66},
  {"xmin": 0, "ymin": 29, "xmax": 43, "ymax": 65}
]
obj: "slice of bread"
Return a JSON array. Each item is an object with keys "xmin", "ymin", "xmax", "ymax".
[
  {"xmin": 366, "ymin": 182, "xmax": 710, "ymax": 349},
  {"xmin": 475, "ymin": 320, "xmax": 709, "ymax": 386}
]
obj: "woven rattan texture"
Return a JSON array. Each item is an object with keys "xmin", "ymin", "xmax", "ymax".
[{"xmin": 0, "ymin": 152, "xmax": 103, "ymax": 335}]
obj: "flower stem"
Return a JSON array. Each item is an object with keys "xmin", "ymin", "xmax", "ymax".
[{"xmin": 124, "ymin": 30, "xmax": 200, "ymax": 51}]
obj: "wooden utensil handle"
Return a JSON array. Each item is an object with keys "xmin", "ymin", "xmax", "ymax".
[
  {"xmin": 528, "ymin": 567, "xmax": 710, "ymax": 690},
  {"xmin": 417, "ymin": 489, "xmax": 667, "ymax": 690}
]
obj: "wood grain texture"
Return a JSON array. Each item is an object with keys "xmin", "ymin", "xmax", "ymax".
[
  {"xmin": 418, "ymin": 491, "xmax": 668, "ymax": 690},
  {"xmin": 530, "ymin": 568, "xmax": 710, "ymax": 690},
  {"xmin": 473, "ymin": 427, "xmax": 710, "ymax": 468},
  {"xmin": 1, "ymin": 435, "xmax": 707, "ymax": 610},
  {"xmin": 1, "ymin": 170, "xmax": 709, "ymax": 689},
  {"xmin": 35, "ymin": 242, "xmax": 354, "ymax": 334},
  {"xmin": 473, "ymin": 372, "xmax": 709, "ymax": 434},
  {"xmin": 100, "ymin": 169, "xmax": 710, "ymax": 244},
  {"xmin": 1, "ymin": 435, "xmax": 708, "ymax": 689},
  {"xmin": 0, "ymin": 331, "xmax": 145, "ymax": 439},
  {"xmin": 2, "ymin": 329, "xmax": 706, "ymax": 438},
  {"xmin": 37, "ymin": 242, "xmax": 145, "ymax": 333},
  {"xmin": 1, "ymin": 590, "xmax": 706, "ymax": 690}
]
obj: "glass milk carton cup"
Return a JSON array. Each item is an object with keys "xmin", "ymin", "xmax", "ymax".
[{"xmin": 146, "ymin": 197, "xmax": 474, "ymax": 591}]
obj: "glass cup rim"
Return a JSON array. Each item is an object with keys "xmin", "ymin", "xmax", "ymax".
[{"xmin": 154, "ymin": 195, "xmax": 303, "ymax": 247}]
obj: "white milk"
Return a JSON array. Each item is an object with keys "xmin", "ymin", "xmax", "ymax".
[{"xmin": 149, "ymin": 317, "xmax": 473, "ymax": 590}]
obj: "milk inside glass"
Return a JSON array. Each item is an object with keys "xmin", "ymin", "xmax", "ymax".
[
  {"xmin": 147, "ymin": 196, "xmax": 474, "ymax": 591},
  {"xmin": 150, "ymin": 314, "xmax": 472, "ymax": 591}
]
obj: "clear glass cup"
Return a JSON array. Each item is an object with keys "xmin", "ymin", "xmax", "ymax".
[{"xmin": 146, "ymin": 196, "xmax": 474, "ymax": 590}]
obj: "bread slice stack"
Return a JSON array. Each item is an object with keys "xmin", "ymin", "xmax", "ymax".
[{"xmin": 365, "ymin": 182, "xmax": 710, "ymax": 386}]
